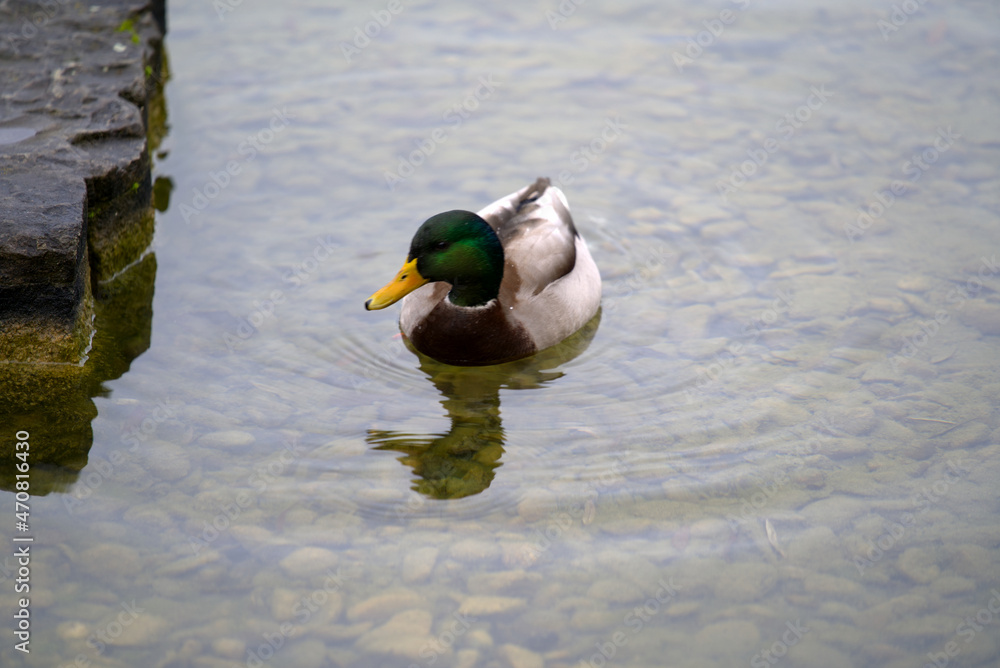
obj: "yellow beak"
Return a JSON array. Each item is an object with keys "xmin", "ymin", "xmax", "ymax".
[{"xmin": 365, "ymin": 258, "xmax": 430, "ymax": 310}]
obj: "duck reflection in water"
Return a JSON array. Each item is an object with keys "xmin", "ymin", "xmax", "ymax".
[{"xmin": 367, "ymin": 311, "xmax": 600, "ymax": 499}]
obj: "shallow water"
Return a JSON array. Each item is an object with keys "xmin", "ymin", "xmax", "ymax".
[{"xmin": 3, "ymin": 0, "xmax": 1000, "ymax": 667}]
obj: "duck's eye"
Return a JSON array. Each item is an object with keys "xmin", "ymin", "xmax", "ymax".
[{"xmin": 434, "ymin": 241, "xmax": 449, "ymax": 250}]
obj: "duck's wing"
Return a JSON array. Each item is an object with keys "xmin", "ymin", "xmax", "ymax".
[{"xmin": 477, "ymin": 178, "xmax": 578, "ymax": 298}]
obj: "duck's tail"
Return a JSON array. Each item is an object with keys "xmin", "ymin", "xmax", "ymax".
[{"xmin": 515, "ymin": 177, "xmax": 552, "ymax": 213}]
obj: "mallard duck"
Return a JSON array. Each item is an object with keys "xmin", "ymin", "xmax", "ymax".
[{"xmin": 365, "ymin": 177, "xmax": 601, "ymax": 366}]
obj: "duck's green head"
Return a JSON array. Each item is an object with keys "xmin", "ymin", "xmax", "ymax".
[{"xmin": 365, "ymin": 211, "xmax": 504, "ymax": 310}]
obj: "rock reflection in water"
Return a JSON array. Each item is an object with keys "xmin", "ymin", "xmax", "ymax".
[{"xmin": 0, "ymin": 253, "xmax": 157, "ymax": 494}]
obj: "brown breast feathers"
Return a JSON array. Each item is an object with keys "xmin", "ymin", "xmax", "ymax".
[{"xmin": 409, "ymin": 299, "xmax": 535, "ymax": 366}]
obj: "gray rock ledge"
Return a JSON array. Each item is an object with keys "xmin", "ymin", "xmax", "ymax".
[{"xmin": 1, "ymin": 0, "xmax": 166, "ymax": 363}]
